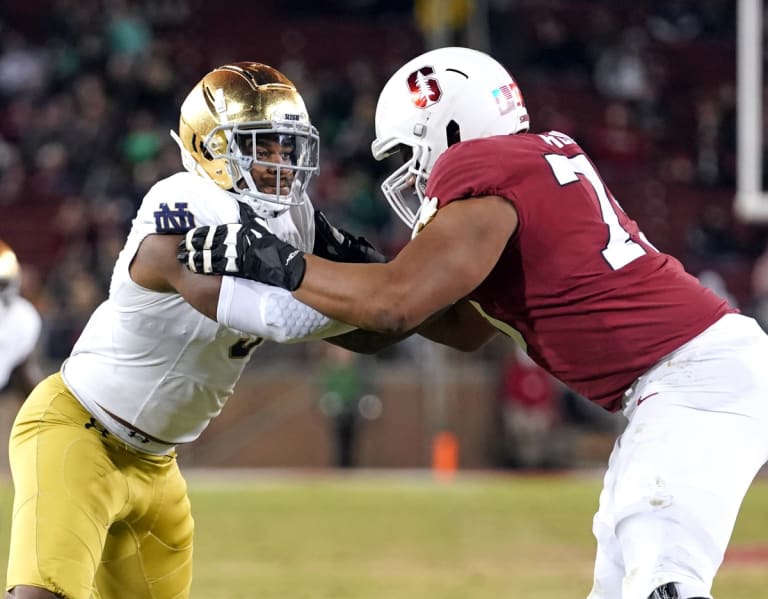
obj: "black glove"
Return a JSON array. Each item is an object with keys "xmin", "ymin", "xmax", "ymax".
[
  {"xmin": 177, "ymin": 219, "xmax": 306, "ymax": 291},
  {"xmin": 313, "ymin": 211, "xmax": 387, "ymax": 264}
]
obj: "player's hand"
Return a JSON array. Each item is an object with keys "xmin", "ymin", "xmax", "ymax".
[
  {"xmin": 177, "ymin": 220, "xmax": 306, "ymax": 291},
  {"xmin": 313, "ymin": 211, "xmax": 387, "ymax": 264}
]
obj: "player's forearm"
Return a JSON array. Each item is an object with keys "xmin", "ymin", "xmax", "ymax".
[
  {"xmin": 295, "ymin": 256, "xmax": 421, "ymax": 334},
  {"xmin": 218, "ymin": 276, "xmax": 355, "ymax": 343}
]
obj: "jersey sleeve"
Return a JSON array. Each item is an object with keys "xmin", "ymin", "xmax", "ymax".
[
  {"xmin": 425, "ymin": 137, "xmax": 526, "ymax": 208},
  {"xmin": 132, "ymin": 173, "xmax": 240, "ymax": 238}
]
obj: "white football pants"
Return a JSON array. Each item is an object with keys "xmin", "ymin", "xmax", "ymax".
[{"xmin": 587, "ymin": 314, "xmax": 768, "ymax": 599}]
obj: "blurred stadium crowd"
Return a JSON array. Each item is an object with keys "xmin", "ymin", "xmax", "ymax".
[{"xmin": 0, "ymin": 0, "xmax": 766, "ymax": 465}]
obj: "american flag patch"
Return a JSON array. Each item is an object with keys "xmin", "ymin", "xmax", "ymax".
[{"xmin": 492, "ymin": 82, "xmax": 523, "ymax": 115}]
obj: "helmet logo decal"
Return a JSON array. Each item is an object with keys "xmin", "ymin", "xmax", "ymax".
[
  {"xmin": 407, "ymin": 66, "xmax": 442, "ymax": 108},
  {"xmin": 213, "ymin": 87, "xmax": 227, "ymax": 116},
  {"xmin": 492, "ymin": 81, "xmax": 524, "ymax": 116}
]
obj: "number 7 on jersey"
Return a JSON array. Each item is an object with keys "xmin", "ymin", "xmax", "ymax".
[{"xmin": 544, "ymin": 153, "xmax": 657, "ymax": 270}]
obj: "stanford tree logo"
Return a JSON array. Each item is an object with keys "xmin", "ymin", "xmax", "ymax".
[{"xmin": 407, "ymin": 66, "xmax": 442, "ymax": 108}]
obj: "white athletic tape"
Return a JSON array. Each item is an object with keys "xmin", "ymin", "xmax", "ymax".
[
  {"xmin": 204, "ymin": 226, "xmax": 216, "ymax": 250},
  {"xmin": 203, "ymin": 249, "xmax": 212, "ymax": 274},
  {"xmin": 225, "ymin": 224, "xmax": 239, "ymax": 244}
]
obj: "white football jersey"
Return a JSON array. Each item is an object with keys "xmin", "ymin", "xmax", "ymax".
[
  {"xmin": 61, "ymin": 172, "xmax": 315, "ymax": 452},
  {"xmin": 0, "ymin": 296, "xmax": 42, "ymax": 389}
]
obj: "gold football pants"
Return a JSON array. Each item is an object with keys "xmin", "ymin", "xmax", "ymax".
[{"xmin": 6, "ymin": 373, "xmax": 194, "ymax": 599}]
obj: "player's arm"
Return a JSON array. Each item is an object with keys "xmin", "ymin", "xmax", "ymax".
[
  {"xmin": 308, "ymin": 209, "xmax": 413, "ymax": 352},
  {"xmin": 179, "ymin": 195, "xmax": 517, "ymax": 348},
  {"xmin": 294, "ymin": 195, "xmax": 517, "ymax": 336},
  {"xmin": 417, "ymin": 299, "xmax": 499, "ymax": 351},
  {"xmin": 130, "ymin": 234, "xmax": 354, "ymax": 343},
  {"xmin": 324, "ymin": 298, "xmax": 497, "ymax": 353},
  {"xmin": 131, "ymin": 233, "xmax": 217, "ymax": 308},
  {"xmin": 176, "ymin": 195, "xmax": 517, "ymax": 346},
  {"xmin": 322, "ymin": 327, "xmax": 412, "ymax": 354}
]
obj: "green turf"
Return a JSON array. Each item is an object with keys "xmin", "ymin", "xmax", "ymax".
[{"xmin": 1, "ymin": 472, "xmax": 766, "ymax": 598}]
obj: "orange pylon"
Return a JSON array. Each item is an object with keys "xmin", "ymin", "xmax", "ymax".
[{"xmin": 431, "ymin": 431, "xmax": 458, "ymax": 481}]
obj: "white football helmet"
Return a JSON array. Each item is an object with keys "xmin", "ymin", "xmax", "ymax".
[
  {"xmin": 371, "ymin": 47, "xmax": 529, "ymax": 231},
  {"xmin": 0, "ymin": 240, "xmax": 20, "ymax": 309},
  {"xmin": 172, "ymin": 62, "xmax": 320, "ymax": 218}
]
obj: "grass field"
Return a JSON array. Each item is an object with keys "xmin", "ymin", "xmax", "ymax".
[{"xmin": 1, "ymin": 470, "xmax": 766, "ymax": 598}]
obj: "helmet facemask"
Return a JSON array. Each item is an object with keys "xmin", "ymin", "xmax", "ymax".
[
  {"xmin": 210, "ymin": 122, "xmax": 319, "ymax": 214},
  {"xmin": 377, "ymin": 141, "xmax": 431, "ymax": 230}
]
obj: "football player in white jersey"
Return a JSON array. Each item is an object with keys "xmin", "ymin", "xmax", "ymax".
[
  {"xmin": 0, "ymin": 240, "xmax": 42, "ymax": 397},
  {"xmin": 5, "ymin": 62, "xmax": 390, "ymax": 599}
]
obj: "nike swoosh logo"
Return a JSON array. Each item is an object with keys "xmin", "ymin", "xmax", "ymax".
[
  {"xmin": 286, "ymin": 249, "xmax": 302, "ymax": 266},
  {"xmin": 637, "ymin": 392, "xmax": 659, "ymax": 406}
]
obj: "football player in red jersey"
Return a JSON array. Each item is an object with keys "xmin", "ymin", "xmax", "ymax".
[{"xmin": 179, "ymin": 47, "xmax": 768, "ymax": 599}]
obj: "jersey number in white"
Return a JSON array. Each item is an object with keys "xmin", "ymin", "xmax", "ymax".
[{"xmin": 544, "ymin": 153, "xmax": 655, "ymax": 270}]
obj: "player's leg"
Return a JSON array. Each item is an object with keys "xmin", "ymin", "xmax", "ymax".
[
  {"xmin": 586, "ymin": 443, "xmax": 625, "ymax": 599},
  {"xmin": 618, "ymin": 508, "xmax": 716, "ymax": 598},
  {"xmin": 6, "ymin": 374, "xmax": 130, "ymax": 599},
  {"xmin": 612, "ymin": 316, "xmax": 768, "ymax": 599},
  {"xmin": 613, "ymin": 400, "xmax": 764, "ymax": 599},
  {"xmin": 93, "ymin": 447, "xmax": 193, "ymax": 599}
]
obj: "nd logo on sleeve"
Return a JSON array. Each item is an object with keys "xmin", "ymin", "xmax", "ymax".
[{"xmin": 154, "ymin": 202, "xmax": 196, "ymax": 233}]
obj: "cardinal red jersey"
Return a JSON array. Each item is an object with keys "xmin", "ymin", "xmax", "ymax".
[{"xmin": 425, "ymin": 131, "xmax": 734, "ymax": 411}]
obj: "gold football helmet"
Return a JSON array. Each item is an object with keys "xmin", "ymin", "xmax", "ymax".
[
  {"xmin": 172, "ymin": 62, "xmax": 320, "ymax": 216},
  {"xmin": 0, "ymin": 240, "xmax": 20, "ymax": 306}
]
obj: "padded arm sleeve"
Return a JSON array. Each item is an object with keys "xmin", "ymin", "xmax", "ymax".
[{"xmin": 217, "ymin": 276, "xmax": 355, "ymax": 343}]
